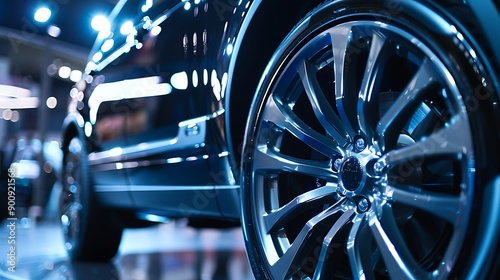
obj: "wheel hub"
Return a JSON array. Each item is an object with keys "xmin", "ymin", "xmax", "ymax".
[
  {"xmin": 339, "ymin": 156, "xmax": 363, "ymax": 191},
  {"xmin": 336, "ymin": 138, "xmax": 381, "ymax": 198}
]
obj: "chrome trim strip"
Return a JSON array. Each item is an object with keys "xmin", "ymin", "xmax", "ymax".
[
  {"xmin": 90, "ymin": 152, "xmax": 232, "ymax": 172},
  {"xmin": 88, "ymin": 110, "xmax": 226, "ymax": 166},
  {"xmin": 94, "ymin": 184, "xmax": 239, "ymax": 192},
  {"xmin": 214, "ymin": 185, "xmax": 240, "ymax": 190},
  {"xmin": 178, "ymin": 108, "xmax": 225, "ymax": 127},
  {"xmin": 129, "ymin": 185, "xmax": 211, "ymax": 192},
  {"xmin": 88, "ymin": 122, "xmax": 206, "ymax": 165},
  {"xmin": 95, "ymin": 185, "xmax": 130, "ymax": 192}
]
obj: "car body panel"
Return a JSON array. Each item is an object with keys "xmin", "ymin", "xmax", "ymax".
[{"xmin": 62, "ymin": 0, "xmax": 254, "ymax": 220}]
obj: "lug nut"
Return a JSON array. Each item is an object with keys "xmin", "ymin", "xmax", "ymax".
[
  {"xmin": 333, "ymin": 158, "xmax": 343, "ymax": 171},
  {"xmin": 373, "ymin": 160, "xmax": 386, "ymax": 175},
  {"xmin": 357, "ymin": 198, "xmax": 370, "ymax": 212},
  {"xmin": 355, "ymin": 138, "xmax": 365, "ymax": 151}
]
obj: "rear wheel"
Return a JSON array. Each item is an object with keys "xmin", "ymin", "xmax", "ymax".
[
  {"xmin": 60, "ymin": 136, "xmax": 123, "ymax": 262},
  {"xmin": 241, "ymin": 1, "xmax": 500, "ymax": 279}
]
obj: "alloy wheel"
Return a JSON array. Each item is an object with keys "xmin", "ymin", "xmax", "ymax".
[{"xmin": 243, "ymin": 18, "xmax": 476, "ymax": 279}]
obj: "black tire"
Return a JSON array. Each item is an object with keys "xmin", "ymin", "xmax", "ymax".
[
  {"xmin": 241, "ymin": 0, "xmax": 500, "ymax": 279},
  {"xmin": 60, "ymin": 136, "xmax": 123, "ymax": 262}
]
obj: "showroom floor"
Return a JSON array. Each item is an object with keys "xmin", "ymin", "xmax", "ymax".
[{"xmin": 0, "ymin": 219, "xmax": 254, "ymax": 280}]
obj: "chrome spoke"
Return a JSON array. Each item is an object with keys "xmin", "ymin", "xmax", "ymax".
[
  {"xmin": 368, "ymin": 209, "xmax": 425, "ymax": 280},
  {"xmin": 254, "ymin": 145, "xmax": 336, "ymax": 179},
  {"xmin": 358, "ymin": 32, "xmax": 387, "ymax": 141},
  {"xmin": 387, "ymin": 186, "xmax": 464, "ymax": 224},
  {"xmin": 377, "ymin": 114, "xmax": 470, "ymax": 172},
  {"xmin": 377, "ymin": 58, "xmax": 439, "ymax": 151},
  {"xmin": 262, "ymin": 96, "xmax": 343, "ymax": 156},
  {"xmin": 330, "ymin": 25, "xmax": 358, "ymax": 137},
  {"xmin": 269, "ymin": 205, "xmax": 348, "ymax": 278},
  {"xmin": 298, "ymin": 59, "xmax": 349, "ymax": 147},
  {"xmin": 347, "ymin": 214, "xmax": 376, "ymax": 280},
  {"xmin": 313, "ymin": 208, "xmax": 356, "ymax": 280},
  {"xmin": 264, "ymin": 185, "xmax": 340, "ymax": 232}
]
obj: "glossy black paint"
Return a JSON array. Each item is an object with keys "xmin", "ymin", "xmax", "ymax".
[
  {"xmin": 62, "ymin": 0, "xmax": 253, "ymax": 221},
  {"xmin": 60, "ymin": 0, "xmax": 500, "ymax": 225}
]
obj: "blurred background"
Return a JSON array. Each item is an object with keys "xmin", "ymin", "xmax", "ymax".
[
  {"xmin": 0, "ymin": 0, "xmax": 116, "ymax": 222},
  {"xmin": 0, "ymin": 1, "xmax": 252, "ymax": 279}
]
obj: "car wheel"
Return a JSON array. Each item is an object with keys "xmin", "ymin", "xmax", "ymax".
[
  {"xmin": 60, "ymin": 136, "xmax": 123, "ymax": 262},
  {"xmin": 241, "ymin": 0, "xmax": 500, "ymax": 279}
]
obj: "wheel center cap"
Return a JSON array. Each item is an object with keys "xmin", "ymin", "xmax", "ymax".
[{"xmin": 340, "ymin": 157, "xmax": 363, "ymax": 191}]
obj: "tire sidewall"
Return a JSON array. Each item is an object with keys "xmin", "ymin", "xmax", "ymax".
[
  {"xmin": 62, "ymin": 134, "xmax": 93, "ymax": 260},
  {"xmin": 62, "ymin": 134, "xmax": 122, "ymax": 261}
]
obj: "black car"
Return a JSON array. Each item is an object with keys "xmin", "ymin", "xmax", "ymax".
[{"xmin": 60, "ymin": 0, "xmax": 500, "ymax": 278}]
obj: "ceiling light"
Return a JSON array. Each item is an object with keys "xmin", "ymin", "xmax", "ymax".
[
  {"xmin": 120, "ymin": 21, "xmax": 134, "ymax": 35},
  {"xmin": 91, "ymin": 15, "xmax": 110, "ymax": 32},
  {"xmin": 92, "ymin": 52, "xmax": 103, "ymax": 62},
  {"xmin": 46, "ymin": 97, "xmax": 57, "ymax": 109},
  {"xmin": 34, "ymin": 7, "xmax": 51, "ymax": 23},
  {"xmin": 150, "ymin": 26, "xmax": 161, "ymax": 36},
  {"xmin": 101, "ymin": 39, "xmax": 114, "ymax": 52},
  {"xmin": 141, "ymin": 0, "xmax": 153, "ymax": 12},
  {"xmin": 70, "ymin": 70, "xmax": 83, "ymax": 82},
  {"xmin": 58, "ymin": 66, "xmax": 71, "ymax": 79},
  {"xmin": 46, "ymin": 64, "xmax": 58, "ymax": 76},
  {"xmin": 85, "ymin": 61, "xmax": 97, "ymax": 72},
  {"xmin": 2, "ymin": 109, "xmax": 12, "ymax": 120},
  {"xmin": 47, "ymin": 25, "xmax": 61, "ymax": 37},
  {"xmin": 10, "ymin": 111, "xmax": 19, "ymax": 122}
]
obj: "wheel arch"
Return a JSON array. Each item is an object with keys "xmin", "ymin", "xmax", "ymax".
[{"xmin": 225, "ymin": 0, "xmax": 324, "ymax": 181}]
